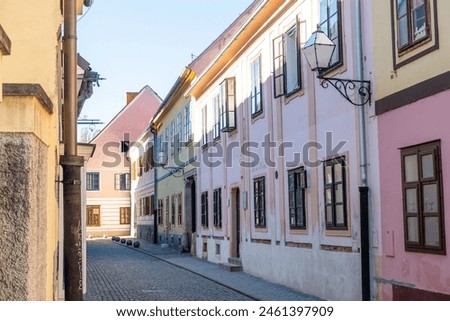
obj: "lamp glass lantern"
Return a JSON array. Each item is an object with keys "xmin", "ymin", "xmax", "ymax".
[
  {"xmin": 303, "ymin": 29, "xmax": 336, "ymax": 72},
  {"xmin": 156, "ymin": 151, "xmax": 168, "ymax": 167}
]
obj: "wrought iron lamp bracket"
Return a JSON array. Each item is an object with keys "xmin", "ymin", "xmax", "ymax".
[
  {"xmin": 164, "ymin": 166, "xmax": 184, "ymax": 177},
  {"xmin": 318, "ymin": 76, "xmax": 371, "ymax": 107}
]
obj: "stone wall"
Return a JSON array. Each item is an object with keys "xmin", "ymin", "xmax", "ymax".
[{"xmin": 0, "ymin": 133, "xmax": 47, "ymax": 300}]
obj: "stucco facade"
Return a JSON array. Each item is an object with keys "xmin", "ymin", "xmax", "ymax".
[
  {"xmin": 130, "ymin": 129, "xmax": 155, "ymax": 241},
  {"xmin": 86, "ymin": 86, "xmax": 161, "ymax": 238},
  {"xmin": 373, "ymin": 0, "xmax": 450, "ymax": 300},
  {"xmin": 0, "ymin": 0, "xmax": 90, "ymax": 300},
  {"xmin": 190, "ymin": 0, "xmax": 380, "ymax": 300},
  {"xmin": 150, "ymin": 69, "xmax": 197, "ymax": 250}
]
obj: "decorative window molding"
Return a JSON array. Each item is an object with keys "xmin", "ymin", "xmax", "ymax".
[
  {"xmin": 87, "ymin": 205, "xmax": 101, "ymax": 227},
  {"xmin": 86, "ymin": 172, "xmax": 100, "ymax": 191},
  {"xmin": 120, "ymin": 207, "xmax": 131, "ymax": 225},
  {"xmin": 201, "ymin": 191, "xmax": 209, "ymax": 228},
  {"xmin": 391, "ymin": 0, "xmax": 439, "ymax": 69},
  {"xmin": 213, "ymin": 188, "xmax": 222, "ymax": 228},
  {"xmin": 184, "ymin": 103, "xmax": 193, "ymax": 143},
  {"xmin": 250, "ymin": 55, "xmax": 263, "ymax": 117},
  {"xmin": 323, "ymin": 156, "xmax": 348, "ymax": 230},
  {"xmin": 254, "ymin": 177, "xmax": 266, "ymax": 228},
  {"xmin": 219, "ymin": 78, "xmax": 236, "ymax": 132},
  {"xmin": 115, "ymin": 172, "xmax": 130, "ymax": 191},
  {"xmin": 401, "ymin": 140, "xmax": 446, "ymax": 254},
  {"xmin": 273, "ymin": 18, "xmax": 302, "ymax": 98},
  {"xmin": 288, "ymin": 167, "xmax": 307, "ymax": 229},
  {"xmin": 201, "ymin": 106, "xmax": 208, "ymax": 147},
  {"xmin": 319, "ymin": 0, "xmax": 343, "ymax": 71}
]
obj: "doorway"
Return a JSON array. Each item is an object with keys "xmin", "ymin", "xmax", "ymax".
[{"xmin": 231, "ymin": 188, "xmax": 241, "ymax": 258}]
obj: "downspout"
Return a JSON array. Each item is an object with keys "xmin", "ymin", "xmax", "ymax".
[
  {"xmin": 61, "ymin": 0, "xmax": 84, "ymax": 301},
  {"xmin": 150, "ymin": 125, "xmax": 158, "ymax": 244},
  {"xmin": 354, "ymin": 0, "xmax": 371, "ymax": 301}
]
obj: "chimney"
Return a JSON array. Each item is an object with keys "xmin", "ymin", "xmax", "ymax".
[{"xmin": 126, "ymin": 92, "xmax": 139, "ymax": 104}]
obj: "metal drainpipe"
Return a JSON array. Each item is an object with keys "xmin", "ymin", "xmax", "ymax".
[
  {"xmin": 61, "ymin": 0, "xmax": 84, "ymax": 301},
  {"xmin": 150, "ymin": 125, "xmax": 158, "ymax": 244},
  {"xmin": 354, "ymin": 0, "xmax": 371, "ymax": 301}
]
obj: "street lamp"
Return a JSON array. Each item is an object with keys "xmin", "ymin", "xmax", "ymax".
[
  {"xmin": 303, "ymin": 28, "xmax": 371, "ymax": 106},
  {"xmin": 304, "ymin": 19, "xmax": 372, "ymax": 301}
]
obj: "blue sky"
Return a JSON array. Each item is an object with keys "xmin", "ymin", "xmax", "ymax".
[{"xmin": 77, "ymin": 0, "xmax": 254, "ymax": 131}]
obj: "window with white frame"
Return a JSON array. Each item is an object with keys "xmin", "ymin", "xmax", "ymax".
[
  {"xmin": 170, "ymin": 120, "xmax": 175, "ymax": 156},
  {"xmin": 184, "ymin": 103, "xmax": 192, "ymax": 143},
  {"xmin": 115, "ymin": 172, "xmax": 131, "ymax": 191},
  {"xmin": 86, "ymin": 172, "xmax": 100, "ymax": 191},
  {"xmin": 176, "ymin": 112, "xmax": 182, "ymax": 154},
  {"xmin": 250, "ymin": 55, "xmax": 263, "ymax": 117}
]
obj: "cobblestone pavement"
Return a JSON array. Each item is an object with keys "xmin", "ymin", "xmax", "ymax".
[{"xmin": 85, "ymin": 239, "xmax": 320, "ymax": 301}]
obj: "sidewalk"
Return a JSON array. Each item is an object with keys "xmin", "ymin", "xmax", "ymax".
[{"xmin": 118, "ymin": 238, "xmax": 322, "ymax": 301}]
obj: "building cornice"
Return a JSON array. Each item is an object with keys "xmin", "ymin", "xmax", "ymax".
[
  {"xmin": 3, "ymin": 83, "xmax": 53, "ymax": 114},
  {"xmin": 190, "ymin": 0, "xmax": 295, "ymax": 99},
  {"xmin": 151, "ymin": 67, "xmax": 195, "ymax": 127}
]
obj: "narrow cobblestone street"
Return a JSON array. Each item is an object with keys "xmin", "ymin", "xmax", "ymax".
[{"xmin": 85, "ymin": 239, "xmax": 319, "ymax": 301}]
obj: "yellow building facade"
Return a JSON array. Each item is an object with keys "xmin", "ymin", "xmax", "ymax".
[
  {"xmin": 151, "ymin": 68, "xmax": 197, "ymax": 250},
  {"xmin": 0, "ymin": 0, "xmax": 87, "ymax": 300}
]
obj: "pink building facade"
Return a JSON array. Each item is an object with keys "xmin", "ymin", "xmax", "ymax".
[
  {"xmin": 377, "ymin": 91, "xmax": 450, "ymax": 300},
  {"xmin": 86, "ymin": 86, "xmax": 161, "ymax": 237},
  {"xmin": 374, "ymin": 0, "xmax": 450, "ymax": 300}
]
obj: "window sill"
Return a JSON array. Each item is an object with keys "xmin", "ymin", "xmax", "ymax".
[
  {"xmin": 251, "ymin": 109, "xmax": 263, "ymax": 118},
  {"xmin": 250, "ymin": 110, "xmax": 264, "ymax": 124},
  {"xmin": 289, "ymin": 227, "xmax": 308, "ymax": 235},
  {"xmin": 398, "ymin": 37, "xmax": 432, "ymax": 58},
  {"xmin": 324, "ymin": 228, "xmax": 351, "ymax": 238},
  {"xmin": 254, "ymin": 226, "xmax": 268, "ymax": 233},
  {"xmin": 405, "ymin": 246, "xmax": 446, "ymax": 256},
  {"xmin": 284, "ymin": 87, "xmax": 304, "ymax": 105},
  {"xmin": 227, "ymin": 128, "xmax": 238, "ymax": 139},
  {"xmin": 285, "ymin": 86, "xmax": 301, "ymax": 97},
  {"xmin": 251, "ymin": 238, "xmax": 271, "ymax": 245}
]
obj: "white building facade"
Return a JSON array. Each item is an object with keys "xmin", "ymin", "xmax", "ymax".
[{"xmin": 190, "ymin": 0, "xmax": 381, "ymax": 301}]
